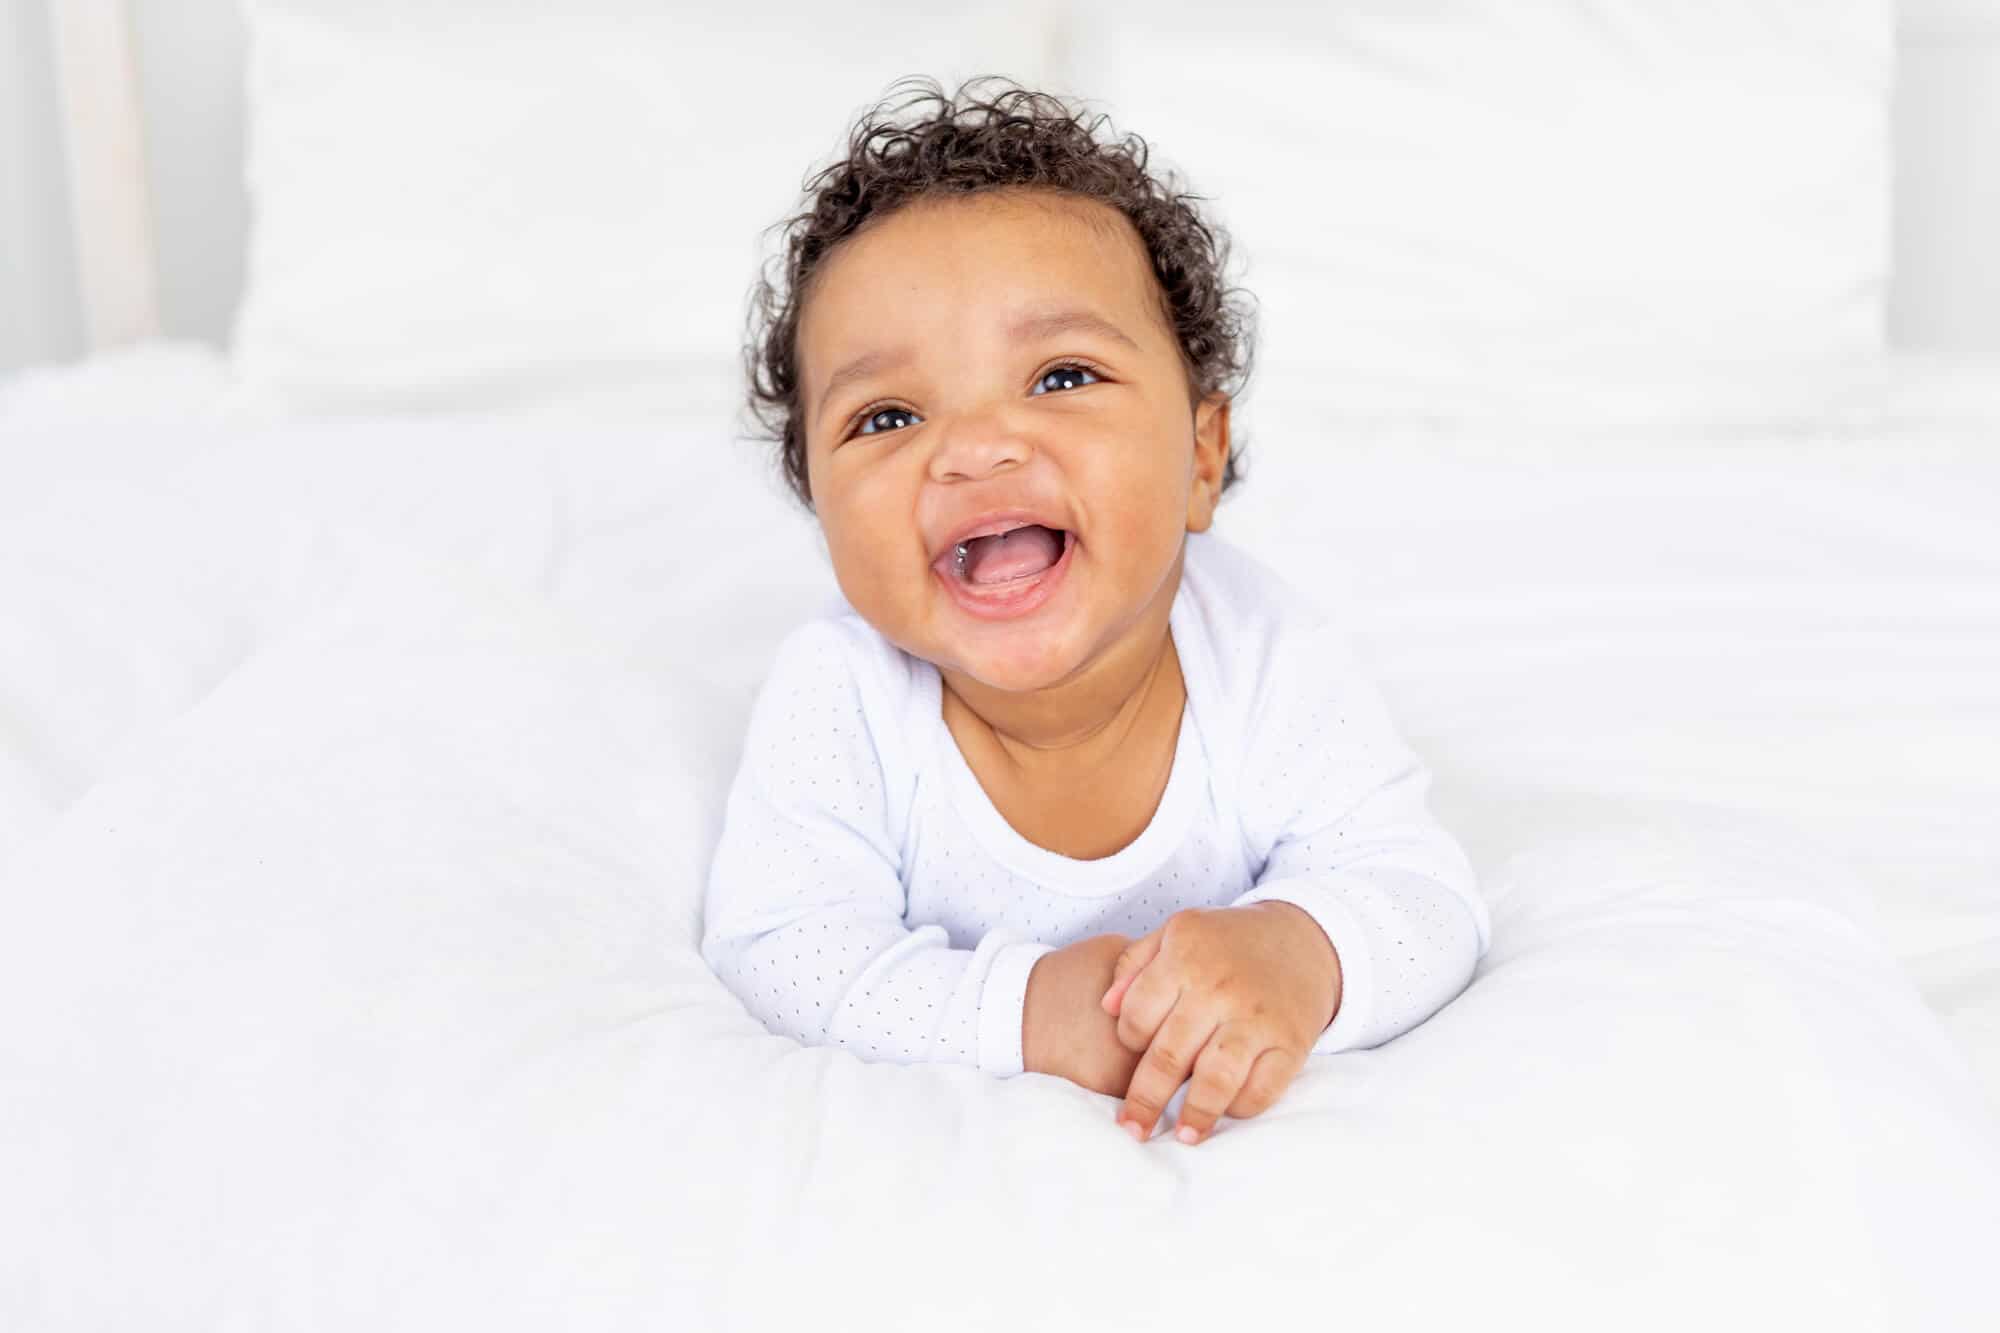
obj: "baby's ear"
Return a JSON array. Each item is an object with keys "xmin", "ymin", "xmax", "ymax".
[{"xmin": 1186, "ymin": 393, "xmax": 1231, "ymax": 532}]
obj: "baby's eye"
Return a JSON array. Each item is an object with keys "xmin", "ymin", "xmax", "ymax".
[
  {"xmin": 1031, "ymin": 364, "xmax": 1101, "ymax": 395},
  {"xmin": 858, "ymin": 406, "xmax": 922, "ymax": 436}
]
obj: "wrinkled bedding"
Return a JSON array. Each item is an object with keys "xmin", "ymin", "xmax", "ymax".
[{"xmin": 2, "ymin": 354, "xmax": 1998, "ymax": 1329}]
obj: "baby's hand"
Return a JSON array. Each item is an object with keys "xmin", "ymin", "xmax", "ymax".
[{"xmin": 1098, "ymin": 902, "xmax": 1341, "ymax": 1146}]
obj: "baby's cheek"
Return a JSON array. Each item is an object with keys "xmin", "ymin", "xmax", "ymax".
[
  {"xmin": 821, "ymin": 521, "xmax": 941, "ymax": 653},
  {"xmin": 828, "ymin": 538, "xmax": 909, "ymax": 621},
  {"xmin": 1091, "ymin": 491, "xmax": 1190, "ymax": 583}
]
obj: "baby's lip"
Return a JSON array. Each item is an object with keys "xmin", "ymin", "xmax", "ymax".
[{"xmin": 929, "ymin": 508, "xmax": 1075, "ymax": 566}]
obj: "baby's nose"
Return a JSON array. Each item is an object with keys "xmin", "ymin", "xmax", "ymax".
[{"xmin": 925, "ymin": 409, "xmax": 1033, "ymax": 483}]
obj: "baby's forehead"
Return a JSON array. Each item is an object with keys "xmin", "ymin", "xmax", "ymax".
[{"xmin": 802, "ymin": 190, "xmax": 1169, "ymax": 351}]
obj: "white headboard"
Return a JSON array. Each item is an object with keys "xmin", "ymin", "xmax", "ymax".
[
  {"xmin": 23, "ymin": 0, "xmax": 2000, "ymax": 366},
  {"xmin": 48, "ymin": 0, "xmax": 161, "ymax": 349}
]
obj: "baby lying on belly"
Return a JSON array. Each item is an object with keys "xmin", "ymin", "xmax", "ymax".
[{"xmin": 702, "ymin": 77, "xmax": 1490, "ymax": 1147}]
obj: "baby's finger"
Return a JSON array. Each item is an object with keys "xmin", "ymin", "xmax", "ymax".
[
  {"xmin": 1100, "ymin": 930, "xmax": 1162, "ymax": 1015},
  {"xmin": 1110, "ymin": 950, "xmax": 1179, "ymax": 1054},
  {"xmin": 1099, "ymin": 966, "xmax": 1140, "ymax": 1017},
  {"xmin": 1117, "ymin": 1006, "xmax": 1218, "ymax": 1142},
  {"xmin": 1171, "ymin": 1029, "xmax": 1264, "ymax": 1146},
  {"xmin": 1225, "ymin": 1045, "xmax": 1306, "ymax": 1121}
]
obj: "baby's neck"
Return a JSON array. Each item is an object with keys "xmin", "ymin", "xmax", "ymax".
[{"xmin": 936, "ymin": 555, "xmax": 1189, "ymax": 859}]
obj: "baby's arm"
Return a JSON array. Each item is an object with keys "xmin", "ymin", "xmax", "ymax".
[
  {"xmin": 1229, "ymin": 624, "xmax": 1490, "ymax": 1055},
  {"xmin": 702, "ymin": 620, "xmax": 1125, "ymax": 1090},
  {"xmin": 1103, "ymin": 622, "xmax": 1490, "ymax": 1143}
]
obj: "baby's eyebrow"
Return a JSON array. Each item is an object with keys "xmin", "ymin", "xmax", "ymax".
[
  {"xmin": 1007, "ymin": 306, "xmax": 1142, "ymax": 352},
  {"xmin": 816, "ymin": 347, "xmax": 914, "ymax": 424},
  {"xmin": 813, "ymin": 307, "xmax": 1142, "ymax": 425}
]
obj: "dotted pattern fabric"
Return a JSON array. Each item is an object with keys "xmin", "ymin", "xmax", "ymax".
[{"xmin": 701, "ymin": 532, "xmax": 1490, "ymax": 1078}]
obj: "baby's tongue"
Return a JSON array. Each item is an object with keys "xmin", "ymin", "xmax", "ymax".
[{"xmin": 961, "ymin": 524, "xmax": 1063, "ymax": 585}]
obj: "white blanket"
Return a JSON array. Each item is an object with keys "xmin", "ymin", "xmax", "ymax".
[{"xmin": 3, "ymin": 373, "xmax": 1999, "ymax": 1328}]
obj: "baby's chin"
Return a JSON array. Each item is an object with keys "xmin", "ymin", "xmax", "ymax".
[
  {"xmin": 931, "ymin": 637, "xmax": 1091, "ymax": 696},
  {"xmin": 958, "ymin": 581, "xmax": 1113, "ymax": 685},
  {"xmin": 873, "ymin": 597, "xmax": 1102, "ymax": 696}
]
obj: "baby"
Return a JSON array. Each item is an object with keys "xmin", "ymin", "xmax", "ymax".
[{"xmin": 703, "ymin": 79, "xmax": 1490, "ymax": 1147}]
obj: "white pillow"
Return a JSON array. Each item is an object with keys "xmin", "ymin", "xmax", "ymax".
[
  {"xmin": 230, "ymin": 2, "xmax": 1894, "ymax": 425},
  {"xmin": 228, "ymin": 1, "xmax": 1061, "ymax": 416},
  {"xmin": 1079, "ymin": 0, "xmax": 1895, "ymax": 424}
]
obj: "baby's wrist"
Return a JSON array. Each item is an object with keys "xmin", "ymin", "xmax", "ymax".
[
  {"xmin": 1022, "ymin": 935, "xmax": 1139, "ymax": 1094},
  {"xmin": 1251, "ymin": 900, "xmax": 1344, "ymax": 1031}
]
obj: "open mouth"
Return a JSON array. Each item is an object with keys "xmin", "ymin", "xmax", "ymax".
[
  {"xmin": 932, "ymin": 522, "xmax": 1075, "ymax": 620},
  {"xmin": 951, "ymin": 523, "xmax": 1068, "ymax": 586}
]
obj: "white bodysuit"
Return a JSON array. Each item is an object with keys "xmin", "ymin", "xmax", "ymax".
[{"xmin": 701, "ymin": 530, "xmax": 1491, "ymax": 1078}]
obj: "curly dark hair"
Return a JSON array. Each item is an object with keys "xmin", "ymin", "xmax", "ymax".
[{"xmin": 743, "ymin": 76, "xmax": 1256, "ymax": 512}]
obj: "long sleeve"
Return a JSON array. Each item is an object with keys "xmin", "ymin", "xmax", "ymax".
[
  {"xmin": 700, "ymin": 619, "xmax": 1056, "ymax": 1076},
  {"xmin": 1228, "ymin": 623, "xmax": 1490, "ymax": 1056}
]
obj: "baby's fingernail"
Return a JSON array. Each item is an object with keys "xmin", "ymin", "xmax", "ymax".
[
  {"xmin": 1122, "ymin": 1119, "xmax": 1146, "ymax": 1143},
  {"xmin": 1176, "ymin": 1126, "xmax": 1200, "ymax": 1145}
]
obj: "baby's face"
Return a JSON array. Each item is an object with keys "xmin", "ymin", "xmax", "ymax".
[{"xmin": 797, "ymin": 190, "xmax": 1228, "ymax": 695}]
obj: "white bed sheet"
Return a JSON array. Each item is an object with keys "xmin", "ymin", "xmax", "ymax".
[
  {"xmin": 3, "ymin": 347, "xmax": 1998, "ymax": 1328},
  {"xmin": 6, "ymin": 343, "xmax": 1996, "ymax": 1106}
]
